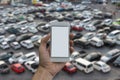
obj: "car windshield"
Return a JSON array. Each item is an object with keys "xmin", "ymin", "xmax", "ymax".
[
  {"xmin": 102, "ymin": 64, "xmax": 107, "ymax": 67},
  {"xmin": 87, "ymin": 64, "xmax": 92, "ymax": 68},
  {"xmin": 31, "ymin": 63, "xmax": 39, "ymax": 69},
  {"xmin": 106, "ymin": 54, "xmax": 112, "ymax": 57},
  {"xmin": 18, "ymin": 67, "xmax": 22, "ymax": 69},
  {"xmin": 109, "ymin": 33, "xmax": 114, "ymax": 37},
  {"xmin": 0, "ymin": 64, "xmax": 8, "ymax": 68},
  {"xmin": 22, "ymin": 56, "xmax": 27, "ymax": 59},
  {"xmin": 67, "ymin": 65, "xmax": 74, "ymax": 69}
]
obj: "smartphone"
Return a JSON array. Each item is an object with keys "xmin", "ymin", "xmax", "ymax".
[{"xmin": 51, "ymin": 21, "xmax": 70, "ymax": 62}]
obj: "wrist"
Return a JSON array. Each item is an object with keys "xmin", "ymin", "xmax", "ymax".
[{"xmin": 36, "ymin": 66, "xmax": 54, "ymax": 80}]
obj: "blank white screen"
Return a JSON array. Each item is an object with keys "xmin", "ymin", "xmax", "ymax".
[{"xmin": 51, "ymin": 27, "xmax": 69, "ymax": 57}]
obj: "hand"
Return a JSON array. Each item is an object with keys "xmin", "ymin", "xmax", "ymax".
[{"xmin": 39, "ymin": 33, "xmax": 74, "ymax": 77}]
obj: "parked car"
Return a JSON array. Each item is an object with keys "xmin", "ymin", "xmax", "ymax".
[
  {"xmin": 63, "ymin": 62, "xmax": 77, "ymax": 74},
  {"xmin": 18, "ymin": 52, "xmax": 37, "ymax": 64},
  {"xmin": 10, "ymin": 42, "xmax": 21, "ymax": 49},
  {"xmin": 111, "ymin": 0, "xmax": 120, "ymax": 4},
  {"xmin": 113, "ymin": 19, "xmax": 120, "ymax": 26},
  {"xmin": 8, "ymin": 52, "xmax": 23, "ymax": 64},
  {"xmin": 81, "ymin": 0, "xmax": 92, "ymax": 4},
  {"xmin": 7, "ymin": 27, "xmax": 21, "ymax": 35},
  {"xmin": 89, "ymin": 37, "xmax": 104, "ymax": 47},
  {"xmin": 28, "ymin": 27, "xmax": 38, "ymax": 33},
  {"xmin": 11, "ymin": 63, "xmax": 25, "ymax": 73},
  {"xmin": 70, "ymin": 51, "xmax": 87, "ymax": 61},
  {"xmin": 0, "ymin": 41, "xmax": 10, "ymax": 49},
  {"xmin": 0, "ymin": 28, "xmax": 6, "ymax": 35},
  {"xmin": 103, "ymin": 38, "xmax": 116, "ymax": 47},
  {"xmin": 0, "ymin": 52, "xmax": 14, "ymax": 61},
  {"xmin": 5, "ymin": 34, "xmax": 16, "ymax": 42},
  {"xmin": 95, "ymin": 0, "xmax": 105, "ymax": 4},
  {"xmin": 93, "ymin": 61, "xmax": 111, "ymax": 73},
  {"xmin": 0, "ymin": 61, "xmax": 10, "ymax": 74},
  {"xmin": 101, "ymin": 19, "xmax": 112, "ymax": 26},
  {"xmin": 113, "ymin": 56, "xmax": 120, "ymax": 67},
  {"xmin": 30, "ymin": 35, "xmax": 42, "ymax": 42},
  {"xmin": 16, "ymin": 33, "xmax": 34, "ymax": 42},
  {"xmin": 72, "ymin": 58, "xmax": 94, "ymax": 73},
  {"xmin": 74, "ymin": 39, "xmax": 90, "ymax": 49},
  {"xmin": 73, "ymin": 33, "xmax": 83, "ymax": 40},
  {"xmin": 101, "ymin": 49, "xmax": 120, "ymax": 63},
  {"xmin": 37, "ymin": 25, "xmax": 50, "ymax": 34},
  {"xmin": 20, "ymin": 40, "xmax": 34, "ymax": 49},
  {"xmin": 24, "ymin": 61, "xmax": 39, "ymax": 73},
  {"xmin": 0, "ymin": 35, "xmax": 5, "ymax": 43},
  {"xmin": 64, "ymin": 14, "xmax": 74, "ymax": 21},
  {"xmin": 107, "ymin": 30, "xmax": 120, "ymax": 39},
  {"xmin": 84, "ymin": 52, "xmax": 102, "ymax": 61}
]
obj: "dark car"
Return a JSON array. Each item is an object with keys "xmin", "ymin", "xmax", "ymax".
[
  {"xmin": 84, "ymin": 52, "xmax": 102, "ymax": 61},
  {"xmin": 74, "ymin": 39, "xmax": 90, "ymax": 49},
  {"xmin": 73, "ymin": 33, "xmax": 83, "ymax": 40},
  {"xmin": 95, "ymin": 0, "xmax": 107, "ymax": 4},
  {"xmin": 103, "ymin": 38, "xmax": 116, "ymax": 47},
  {"xmin": 78, "ymin": 50, "xmax": 88, "ymax": 58},
  {"xmin": 113, "ymin": 56, "xmax": 120, "ymax": 67},
  {"xmin": 16, "ymin": 33, "xmax": 34, "ymax": 42},
  {"xmin": 104, "ymin": 13, "xmax": 112, "ymax": 19},
  {"xmin": 0, "ymin": 61, "xmax": 10, "ymax": 74},
  {"xmin": 7, "ymin": 27, "xmax": 21, "ymax": 35},
  {"xmin": 0, "ymin": 52, "xmax": 14, "ymax": 62},
  {"xmin": 37, "ymin": 26, "xmax": 50, "ymax": 34},
  {"xmin": 64, "ymin": 14, "xmax": 74, "ymax": 21}
]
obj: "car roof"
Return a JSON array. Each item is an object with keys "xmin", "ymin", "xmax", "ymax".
[
  {"xmin": 25, "ymin": 52, "xmax": 36, "ymax": 57},
  {"xmin": 96, "ymin": 61, "xmax": 106, "ymax": 65},
  {"xmin": 107, "ymin": 49, "xmax": 120, "ymax": 55},
  {"xmin": 13, "ymin": 63, "xmax": 21, "ymax": 67},
  {"xmin": 75, "ymin": 58, "xmax": 91, "ymax": 65},
  {"xmin": 0, "ymin": 61, "xmax": 5, "ymax": 65},
  {"xmin": 91, "ymin": 37, "xmax": 102, "ymax": 42}
]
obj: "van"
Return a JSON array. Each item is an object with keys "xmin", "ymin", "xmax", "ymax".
[{"xmin": 72, "ymin": 58, "xmax": 94, "ymax": 73}]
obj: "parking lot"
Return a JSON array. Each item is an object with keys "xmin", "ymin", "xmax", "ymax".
[{"xmin": 0, "ymin": 1, "xmax": 120, "ymax": 80}]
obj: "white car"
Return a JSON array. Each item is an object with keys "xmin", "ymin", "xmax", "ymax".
[
  {"xmin": 28, "ymin": 27, "xmax": 38, "ymax": 33},
  {"xmin": 101, "ymin": 49, "xmax": 120, "ymax": 63},
  {"xmin": 30, "ymin": 35, "xmax": 42, "ymax": 42},
  {"xmin": 85, "ymin": 24, "xmax": 96, "ymax": 31},
  {"xmin": 0, "ymin": 35, "xmax": 5, "ymax": 43},
  {"xmin": 72, "ymin": 58, "xmax": 94, "ymax": 73},
  {"xmin": 18, "ymin": 52, "xmax": 37, "ymax": 64},
  {"xmin": 70, "ymin": 51, "xmax": 81, "ymax": 61},
  {"xmin": 101, "ymin": 19, "xmax": 112, "ymax": 26},
  {"xmin": 0, "ymin": 42, "xmax": 10, "ymax": 49},
  {"xmin": 20, "ymin": 40, "xmax": 34, "ymax": 49},
  {"xmin": 115, "ymin": 35, "xmax": 120, "ymax": 45},
  {"xmin": 10, "ymin": 42, "xmax": 21, "ymax": 49},
  {"xmin": 93, "ymin": 61, "xmax": 111, "ymax": 73},
  {"xmin": 27, "ymin": 17, "xmax": 34, "ymax": 22},
  {"xmin": 18, "ymin": 27, "xmax": 28, "ymax": 33},
  {"xmin": 107, "ymin": 30, "xmax": 120, "ymax": 39},
  {"xmin": 81, "ymin": 0, "xmax": 92, "ymax": 4},
  {"xmin": 5, "ymin": 34, "xmax": 16, "ymax": 42},
  {"xmin": 81, "ymin": 32, "xmax": 95, "ymax": 41},
  {"xmin": 8, "ymin": 52, "xmax": 23, "ymax": 64},
  {"xmin": 24, "ymin": 61, "xmax": 39, "ymax": 73},
  {"xmin": 89, "ymin": 37, "xmax": 104, "ymax": 47}
]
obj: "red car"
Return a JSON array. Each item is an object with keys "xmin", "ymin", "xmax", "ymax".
[
  {"xmin": 11, "ymin": 63, "xmax": 25, "ymax": 73},
  {"xmin": 63, "ymin": 62, "xmax": 77, "ymax": 74},
  {"xmin": 72, "ymin": 25, "xmax": 84, "ymax": 31}
]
